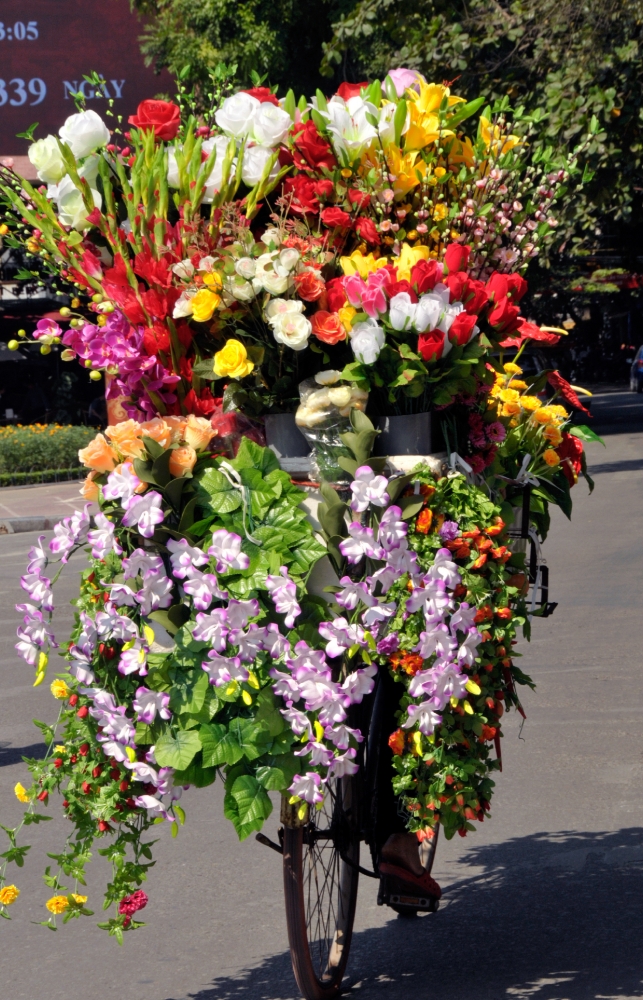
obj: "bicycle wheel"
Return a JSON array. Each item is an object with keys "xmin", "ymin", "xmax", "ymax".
[{"xmin": 283, "ymin": 775, "xmax": 361, "ymax": 1000}]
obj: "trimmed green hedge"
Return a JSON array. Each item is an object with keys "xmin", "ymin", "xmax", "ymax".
[
  {"xmin": 0, "ymin": 468, "xmax": 85, "ymax": 488},
  {"xmin": 0, "ymin": 424, "xmax": 96, "ymax": 475}
]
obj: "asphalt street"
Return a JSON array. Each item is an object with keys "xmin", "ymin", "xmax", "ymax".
[{"xmin": 0, "ymin": 389, "xmax": 642, "ymax": 1000}]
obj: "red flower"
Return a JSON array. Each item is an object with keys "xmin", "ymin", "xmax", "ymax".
[
  {"xmin": 444, "ymin": 243, "xmax": 471, "ymax": 273},
  {"xmin": 294, "ymin": 270, "xmax": 325, "ymax": 302},
  {"xmin": 388, "ymin": 729, "xmax": 406, "ymax": 756},
  {"xmin": 449, "ymin": 312, "xmax": 478, "ymax": 346},
  {"xmin": 556, "ymin": 431, "xmax": 585, "ymax": 485},
  {"xmin": 444, "ymin": 271, "xmax": 468, "ymax": 303},
  {"xmin": 516, "ymin": 319, "xmax": 561, "ymax": 347},
  {"xmin": 311, "ymin": 311, "xmax": 346, "ymax": 345},
  {"xmin": 486, "ymin": 272, "xmax": 509, "ymax": 303},
  {"xmin": 347, "ymin": 189, "xmax": 371, "ymax": 210},
  {"xmin": 418, "ymin": 329, "xmax": 446, "ymax": 361},
  {"xmin": 548, "ymin": 370, "xmax": 591, "ymax": 415},
  {"xmin": 118, "ymin": 890, "xmax": 149, "ymax": 917},
  {"xmin": 463, "ymin": 279, "xmax": 488, "ymax": 314},
  {"xmin": 283, "ymin": 175, "xmax": 320, "ymax": 214},
  {"xmin": 143, "ymin": 322, "xmax": 170, "ymax": 355},
  {"xmin": 387, "ymin": 278, "xmax": 417, "ymax": 302},
  {"xmin": 184, "ymin": 387, "xmax": 217, "ymax": 417},
  {"xmin": 353, "ymin": 217, "xmax": 380, "ymax": 244},
  {"xmin": 488, "ymin": 296, "xmax": 521, "ymax": 334},
  {"xmin": 506, "ymin": 273, "xmax": 528, "ymax": 302},
  {"xmin": 242, "ymin": 87, "xmax": 279, "ymax": 106},
  {"xmin": 411, "ymin": 259, "xmax": 441, "ymax": 294},
  {"xmin": 292, "ymin": 120, "xmax": 336, "ymax": 171},
  {"xmin": 326, "ymin": 277, "xmax": 348, "ymax": 312},
  {"xmin": 314, "ymin": 178, "xmax": 334, "ymax": 200},
  {"xmin": 336, "ymin": 82, "xmax": 368, "ymax": 101},
  {"xmin": 321, "ymin": 206, "xmax": 351, "ymax": 228},
  {"xmin": 133, "ymin": 249, "xmax": 173, "ymax": 288},
  {"xmin": 128, "ymin": 100, "xmax": 181, "ymax": 141}
]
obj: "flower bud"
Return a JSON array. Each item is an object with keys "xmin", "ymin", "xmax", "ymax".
[
  {"xmin": 40, "ymin": 344, "xmax": 51, "ymax": 355},
  {"xmin": 76, "ymin": 705, "xmax": 89, "ymax": 719},
  {"xmin": 7, "ymin": 340, "xmax": 19, "ymax": 351}
]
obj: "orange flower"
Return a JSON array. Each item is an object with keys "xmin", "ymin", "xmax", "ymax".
[
  {"xmin": 78, "ymin": 434, "xmax": 118, "ymax": 473},
  {"xmin": 415, "ymin": 509, "xmax": 433, "ymax": 534},
  {"xmin": 486, "ymin": 518, "xmax": 505, "ymax": 537},
  {"xmin": 105, "ymin": 419, "xmax": 146, "ymax": 459},
  {"xmin": 164, "ymin": 415, "xmax": 188, "ymax": 444},
  {"xmin": 474, "ymin": 604, "xmax": 493, "ymax": 623},
  {"xmin": 388, "ymin": 729, "xmax": 406, "ymax": 756},
  {"xmin": 184, "ymin": 414, "xmax": 215, "ymax": 451},
  {"xmin": 80, "ymin": 471, "xmax": 100, "ymax": 501},
  {"xmin": 169, "ymin": 445, "xmax": 197, "ymax": 478},
  {"xmin": 471, "ymin": 553, "xmax": 488, "ymax": 570},
  {"xmin": 139, "ymin": 417, "xmax": 173, "ymax": 449},
  {"xmin": 495, "ymin": 607, "xmax": 513, "ymax": 621},
  {"xmin": 311, "ymin": 310, "xmax": 347, "ymax": 345},
  {"xmin": 294, "ymin": 269, "xmax": 325, "ymax": 302}
]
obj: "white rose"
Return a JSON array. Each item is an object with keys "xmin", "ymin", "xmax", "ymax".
[
  {"xmin": 265, "ymin": 298, "xmax": 304, "ymax": 324},
  {"xmin": 215, "ymin": 92, "xmax": 260, "ymax": 139},
  {"xmin": 314, "ymin": 369, "xmax": 342, "ymax": 385},
  {"xmin": 261, "ymin": 227, "xmax": 282, "ymax": 247},
  {"xmin": 172, "ymin": 259, "xmax": 194, "ymax": 280},
  {"xmin": 278, "ymin": 247, "xmax": 300, "ymax": 272},
  {"xmin": 202, "ymin": 135, "xmax": 233, "ymax": 202},
  {"xmin": 173, "ymin": 288, "xmax": 197, "ymax": 318},
  {"xmin": 414, "ymin": 294, "xmax": 444, "ymax": 333},
  {"xmin": 241, "ymin": 145, "xmax": 278, "ymax": 187},
  {"xmin": 251, "ymin": 103, "xmax": 292, "ymax": 146},
  {"xmin": 438, "ymin": 302, "xmax": 464, "ymax": 334},
  {"xmin": 349, "ymin": 319, "xmax": 385, "ymax": 365},
  {"xmin": 389, "ymin": 292, "xmax": 417, "ymax": 331},
  {"xmin": 224, "ymin": 275, "xmax": 256, "ymax": 303},
  {"xmin": 55, "ymin": 175, "xmax": 102, "ymax": 230},
  {"xmin": 28, "ymin": 135, "xmax": 66, "ymax": 184},
  {"xmin": 235, "ymin": 257, "xmax": 257, "ymax": 279},
  {"xmin": 59, "ymin": 109, "xmax": 110, "ymax": 159},
  {"xmin": 254, "ymin": 253, "xmax": 291, "ymax": 295},
  {"xmin": 198, "ymin": 256, "xmax": 216, "ymax": 272},
  {"xmin": 271, "ymin": 312, "xmax": 312, "ymax": 351}
]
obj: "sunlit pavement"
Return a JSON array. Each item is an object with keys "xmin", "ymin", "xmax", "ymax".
[{"xmin": 1, "ymin": 392, "xmax": 642, "ymax": 1000}]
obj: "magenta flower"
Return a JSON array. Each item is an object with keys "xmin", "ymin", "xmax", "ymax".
[
  {"xmin": 289, "ymin": 772, "xmax": 325, "ymax": 805},
  {"xmin": 349, "ymin": 465, "xmax": 390, "ymax": 512},
  {"xmin": 122, "ymin": 491, "xmax": 165, "ymax": 538},
  {"xmin": 486, "ymin": 421, "xmax": 507, "ymax": 443},
  {"xmin": 439, "ymin": 520, "xmax": 459, "ymax": 541},
  {"xmin": 133, "ymin": 687, "xmax": 171, "ymax": 724}
]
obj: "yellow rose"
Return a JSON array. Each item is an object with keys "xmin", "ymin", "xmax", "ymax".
[
  {"xmin": 543, "ymin": 448, "xmax": 560, "ymax": 467},
  {"xmin": 213, "ymin": 339, "xmax": 254, "ymax": 379},
  {"xmin": 0, "ymin": 885, "xmax": 20, "ymax": 906},
  {"xmin": 46, "ymin": 895, "xmax": 69, "ymax": 914},
  {"xmin": 50, "ymin": 679, "xmax": 70, "ymax": 700},
  {"xmin": 78, "ymin": 433, "xmax": 118, "ymax": 473},
  {"xmin": 80, "ymin": 471, "xmax": 100, "ymax": 502},
  {"xmin": 394, "ymin": 242, "xmax": 430, "ymax": 282},
  {"xmin": 338, "ymin": 305, "xmax": 357, "ymax": 332},
  {"xmin": 184, "ymin": 414, "xmax": 215, "ymax": 451},
  {"xmin": 191, "ymin": 288, "xmax": 221, "ymax": 323},
  {"xmin": 105, "ymin": 419, "xmax": 146, "ymax": 459},
  {"xmin": 139, "ymin": 417, "xmax": 173, "ymax": 449},
  {"xmin": 339, "ymin": 250, "xmax": 389, "ymax": 279},
  {"xmin": 168, "ymin": 445, "xmax": 197, "ymax": 478},
  {"xmin": 202, "ymin": 271, "xmax": 223, "ymax": 291},
  {"xmin": 14, "ymin": 782, "xmax": 29, "ymax": 803}
]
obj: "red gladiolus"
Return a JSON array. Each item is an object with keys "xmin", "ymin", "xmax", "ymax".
[
  {"xmin": 119, "ymin": 890, "xmax": 149, "ymax": 917},
  {"xmin": 449, "ymin": 312, "xmax": 478, "ymax": 346},
  {"xmin": 556, "ymin": 431, "xmax": 585, "ymax": 485},
  {"xmin": 326, "ymin": 277, "xmax": 348, "ymax": 312},
  {"xmin": 184, "ymin": 387, "xmax": 217, "ymax": 417},
  {"xmin": 547, "ymin": 370, "xmax": 591, "ymax": 415},
  {"xmin": 292, "ymin": 120, "xmax": 336, "ymax": 171},
  {"xmin": 336, "ymin": 81, "xmax": 368, "ymax": 101},
  {"xmin": 321, "ymin": 206, "xmax": 351, "ymax": 229},
  {"xmin": 242, "ymin": 86, "xmax": 279, "ymax": 106},
  {"xmin": 444, "ymin": 243, "xmax": 471, "ymax": 273},
  {"xmin": 311, "ymin": 311, "xmax": 346, "ymax": 345},
  {"xmin": 128, "ymin": 100, "xmax": 181, "ymax": 141},
  {"xmin": 353, "ymin": 217, "xmax": 380, "ymax": 244}
]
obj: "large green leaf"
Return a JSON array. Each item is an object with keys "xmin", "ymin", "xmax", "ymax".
[
  {"xmin": 154, "ymin": 729, "xmax": 202, "ymax": 769},
  {"xmin": 200, "ymin": 718, "xmax": 273, "ymax": 767},
  {"xmin": 169, "ymin": 670, "xmax": 209, "ymax": 715},
  {"xmin": 232, "ymin": 437, "xmax": 279, "ymax": 475},
  {"xmin": 226, "ymin": 774, "xmax": 273, "ymax": 839}
]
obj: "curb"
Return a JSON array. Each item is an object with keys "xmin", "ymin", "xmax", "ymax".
[{"xmin": 0, "ymin": 516, "xmax": 57, "ymax": 535}]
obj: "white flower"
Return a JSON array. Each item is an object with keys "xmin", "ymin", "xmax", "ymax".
[
  {"xmin": 377, "ymin": 101, "xmax": 408, "ymax": 145},
  {"xmin": 350, "ymin": 465, "xmax": 390, "ymax": 512},
  {"xmin": 173, "ymin": 288, "xmax": 197, "ymax": 318},
  {"xmin": 208, "ymin": 529, "xmax": 249, "ymax": 572},
  {"xmin": 323, "ymin": 96, "xmax": 379, "ymax": 160},
  {"xmin": 314, "ymin": 369, "xmax": 342, "ymax": 385},
  {"xmin": 389, "ymin": 292, "xmax": 417, "ymax": 331},
  {"xmin": 402, "ymin": 701, "xmax": 442, "ymax": 736},
  {"xmin": 202, "ymin": 135, "xmax": 233, "ymax": 202},
  {"xmin": 253, "ymin": 252, "xmax": 292, "ymax": 295},
  {"xmin": 122, "ymin": 491, "xmax": 165, "ymax": 538},
  {"xmin": 251, "ymin": 103, "xmax": 291, "ymax": 146},
  {"xmin": 235, "ymin": 257, "xmax": 257, "ymax": 279},
  {"xmin": 414, "ymin": 293, "xmax": 444, "ymax": 333},
  {"xmin": 265, "ymin": 297, "xmax": 304, "ymax": 322},
  {"xmin": 58, "ymin": 109, "xmax": 110, "ymax": 159},
  {"xmin": 172, "ymin": 259, "xmax": 195, "ymax": 280},
  {"xmin": 54, "ymin": 175, "xmax": 102, "ymax": 230},
  {"xmin": 271, "ymin": 311, "xmax": 312, "ymax": 351},
  {"xmin": 215, "ymin": 92, "xmax": 260, "ymax": 138},
  {"xmin": 349, "ymin": 319, "xmax": 385, "ymax": 364},
  {"xmin": 223, "ymin": 275, "xmax": 257, "ymax": 303},
  {"xmin": 241, "ymin": 145, "xmax": 278, "ymax": 187},
  {"xmin": 260, "ymin": 227, "xmax": 282, "ymax": 247},
  {"xmin": 167, "ymin": 148, "xmax": 180, "ymax": 188},
  {"xmin": 279, "ymin": 247, "xmax": 300, "ymax": 271},
  {"xmin": 439, "ymin": 302, "xmax": 464, "ymax": 334},
  {"xmin": 28, "ymin": 135, "xmax": 66, "ymax": 184}
]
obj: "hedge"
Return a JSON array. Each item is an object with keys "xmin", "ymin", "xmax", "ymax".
[{"xmin": 0, "ymin": 425, "xmax": 96, "ymax": 476}]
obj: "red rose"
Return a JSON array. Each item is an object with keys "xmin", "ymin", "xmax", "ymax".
[
  {"xmin": 464, "ymin": 279, "xmax": 488, "ymax": 315},
  {"xmin": 410, "ymin": 259, "xmax": 441, "ymax": 294},
  {"xmin": 506, "ymin": 273, "xmax": 528, "ymax": 301},
  {"xmin": 354, "ymin": 217, "xmax": 380, "ymax": 244},
  {"xmin": 128, "ymin": 100, "xmax": 181, "ymax": 141},
  {"xmin": 348, "ymin": 189, "xmax": 371, "ymax": 209},
  {"xmin": 283, "ymin": 175, "xmax": 319, "ymax": 214},
  {"xmin": 242, "ymin": 87, "xmax": 279, "ymax": 106},
  {"xmin": 418, "ymin": 329, "xmax": 446, "ymax": 361},
  {"xmin": 314, "ymin": 178, "xmax": 334, "ymax": 200},
  {"xmin": 321, "ymin": 206, "xmax": 351, "ymax": 228},
  {"xmin": 449, "ymin": 312, "xmax": 478, "ymax": 346},
  {"xmin": 556, "ymin": 431, "xmax": 585, "ymax": 485},
  {"xmin": 444, "ymin": 243, "xmax": 471, "ymax": 273},
  {"xmin": 444, "ymin": 271, "xmax": 468, "ymax": 303},
  {"xmin": 295, "ymin": 270, "xmax": 325, "ymax": 302},
  {"xmin": 326, "ymin": 277, "xmax": 348, "ymax": 312},
  {"xmin": 292, "ymin": 120, "xmax": 336, "ymax": 171},
  {"xmin": 486, "ymin": 272, "xmax": 509, "ymax": 303},
  {"xmin": 311, "ymin": 311, "xmax": 347, "ymax": 345},
  {"xmin": 336, "ymin": 82, "xmax": 368, "ymax": 101},
  {"xmin": 387, "ymin": 279, "xmax": 417, "ymax": 302},
  {"xmin": 488, "ymin": 296, "xmax": 521, "ymax": 334}
]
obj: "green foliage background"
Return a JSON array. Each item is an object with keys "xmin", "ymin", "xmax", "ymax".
[{"xmin": 0, "ymin": 425, "xmax": 95, "ymax": 474}]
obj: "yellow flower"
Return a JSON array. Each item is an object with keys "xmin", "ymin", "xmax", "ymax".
[
  {"xmin": 549, "ymin": 404, "xmax": 568, "ymax": 419},
  {"xmin": 520, "ymin": 396, "xmax": 542, "ymax": 412},
  {"xmin": 191, "ymin": 288, "xmax": 221, "ymax": 323},
  {"xmin": 50, "ymin": 679, "xmax": 70, "ymax": 700},
  {"xmin": 46, "ymin": 895, "xmax": 69, "ymax": 914},
  {"xmin": 71, "ymin": 893, "xmax": 87, "ymax": 905},
  {"xmin": 479, "ymin": 116, "xmax": 521, "ymax": 156},
  {"xmin": 213, "ymin": 339, "xmax": 254, "ymax": 379},
  {"xmin": 339, "ymin": 250, "xmax": 389, "ymax": 279},
  {"xmin": 54, "ymin": 745, "xmax": 66, "ymax": 753},
  {"xmin": 499, "ymin": 388, "xmax": 519, "ymax": 404},
  {"xmin": 338, "ymin": 305, "xmax": 357, "ymax": 332},
  {"xmin": 543, "ymin": 448, "xmax": 560, "ymax": 467},
  {"xmin": 432, "ymin": 202, "xmax": 449, "ymax": 221},
  {"xmin": 543, "ymin": 425, "xmax": 563, "ymax": 446},
  {"xmin": 404, "ymin": 80, "xmax": 463, "ymax": 151},
  {"xmin": 202, "ymin": 271, "xmax": 223, "ymax": 291},
  {"xmin": 508, "ymin": 379, "xmax": 527, "ymax": 390},
  {"xmin": 14, "ymin": 783, "xmax": 29, "ymax": 803},
  {"xmin": 503, "ymin": 362, "xmax": 522, "ymax": 374},
  {"xmin": 384, "ymin": 145, "xmax": 426, "ymax": 199},
  {"xmin": 0, "ymin": 885, "xmax": 20, "ymax": 906},
  {"xmin": 395, "ymin": 242, "xmax": 430, "ymax": 282},
  {"xmin": 501, "ymin": 401, "xmax": 521, "ymax": 417},
  {"xmin": 532, "ymin": 406, "xmax": 558, "ymax": 424}
]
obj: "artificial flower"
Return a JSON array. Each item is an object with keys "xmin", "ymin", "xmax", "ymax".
[
  {"xmin": 213, "ymin": 339, "xmax": 254, "ymax": 379},
  {"xmin": 0, "ymin": 885, "xmax": 20, "ymax": 906}
]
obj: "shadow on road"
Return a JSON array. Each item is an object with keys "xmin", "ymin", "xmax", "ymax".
[
  {"xmin": 178, "ymin": 828, "xmax": 643, "ymax": 1000},
  {"xmin": 0, "ymin": 741, "xmax": 47, "ymax": 767}
]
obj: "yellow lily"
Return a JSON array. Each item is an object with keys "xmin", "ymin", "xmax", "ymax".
[
  {"xmin": 479, "ymin": 116, "xmax": 521, "ymax": 156},
  {"xmin": 340, "ymin": 250, "xmax": 389, "ymax": 278},
  {"xmin": 394, "ymin": 242, "xmax": 430, "ymax": 282},
  {"xmin": 385, "ymin": 145, "xmax": 427, "ymax": 199}
]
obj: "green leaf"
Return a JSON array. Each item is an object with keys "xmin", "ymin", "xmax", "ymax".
[
  {"xmin": 228, "ymin": 774, "xmax": 273, "ymax": 839},
  {"xmin": 154, "ymin": 729, "xmax": 202, "ymax": 770},
  {"xmin": 570, "ymin": 424, "xmax": 605, "ymax": 445},
  {"xmin": 255, "ymin": 765, "xmax": 288, "ymax": 791},
  {"xmin": 200, "ymin": 718, "xmax": 272, "ymax": 767},
  {"xmin": 169, "ymin": 671, "xmax": 209, "ymax": 714},
  {"xmin": 173, "ymin": 754, "xmax": 217, "ymax": 788},
  {"xmin": 192, "ymin": 360, "xmax": 217, "ymax": 380}
]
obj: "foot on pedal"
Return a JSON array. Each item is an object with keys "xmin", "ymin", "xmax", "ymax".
[{"xmin": 378, "ymin": 862, "xmax": 441, "ymax": 913}]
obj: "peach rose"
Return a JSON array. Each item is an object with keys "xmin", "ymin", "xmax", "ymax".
[
  {"xmin": 311, "ymin": 310, "xmax": 346, "ymax": 346},
  {"xmin": 164, "ymin": 415, "xmax": 188, "ymax": 444},
  {"xmin": 169, "ymin": 445, "xmax": 197, "ymax": 478},
  {"xmin": 184, "ymin": 414, "xmax": 215, "ymax": 451},
  {"xmin": 78, "ymin": 434, "xmax": 118, "ymax": 473},
  {"xmin": 105, "ymin": 419, "xmax": 146, "ymax": 459},
  {"xmin": 80, "ymin": 470, "xmax": 100, "ymax": 501},
  {"xmin": 139, "ymin": 417, "xmax": 173, "ymax": 449}
]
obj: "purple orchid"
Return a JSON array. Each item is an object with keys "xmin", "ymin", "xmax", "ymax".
[
  {"xmin": 226, "ymin": 599, "xmax": 259, "ymax": 630},
  {"xmin": 87, "ymin": 512, "xmax": 122, "ymax": 559},
  {"xmin": 122, "ymin": 548, "xmax": 165, "ymax": 581},
  {"xmin": 377, "ymin": 505, "xmax": 408, "ymax": 551},
  {"xmin": 339, "ymin": 522, "xmax": 384, "ymax": 564},
  {"xmin": 192, "ymin": 610, "xmax": 229, "ymax": 649},
  {"xmin": 167, "ymin": 537, "xmax": 208, "ymax": 579},
  {"xmin": 133, "ymin": 687, "xmax": 171, "ymax": 724},
  {"xmin": 202, "ymin": 652, "xmax": 248, "ymax": 686},
  {"xmin": 328, "ymin": 748, "xmax": 359, "ymax": 778},
  {"xmin": 335, "ymin": 577, "xmax": 376, "ymax": 611},
  {"xmin": 118, "ymin": 639, "xmax": 149, "ymax": 677},
  {"xmin": 208, "ymin": 529, "xmax": 249, "ymax": 573},
  {"xmin": 183, "ymin": 570, "xmax": 227, "ymax": 610},
  {"xmin": 103, "ymin": 463, "xmax": 142, "ymax": 503},
  {"xmin": 402, "ymin": 701, "xmax": 442, "ymax": 735},
  {"xmin": 122, "ymin": 491, "xmax": 165, "ymax": 538},
  {"xmin": 289, "ymin": 772, "xmax": 325, "ymax": 805},
  {"xmin": 349, "ymin": 465, "xmax": 390, "ymax": 512}
]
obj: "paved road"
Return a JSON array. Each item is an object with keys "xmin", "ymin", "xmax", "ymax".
[{"xmin": 1, "ymin": 391, "xmax": 642, "ymax": 1000}]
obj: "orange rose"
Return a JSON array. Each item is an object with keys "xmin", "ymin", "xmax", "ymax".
[
  {"xmin": 139, "ymin": 417, "xmax": 172, "ymax": 449},
  {"xmin": 294, "ymin": 269, "xmax": 325, "ymax": 302},
  {"xmin": 164, "ymin": 415, "xmax": 188, "ymax": 444},
  {"xmin": 311, "ymin": 310, "xmax": 346, "ymax": 345},
  {"xmin": 105, "ymin": 419, "xmax": 146, "ymax": 459},
  {"xmin": 78, "ymin": 434, "xmax": 118, "ymax": 473},
  {"xmin": 184, "ymin": 414, "xmax": 215, "ymax": 451},
  {"xmin": 169, "ymin": 445, "xmax": 197, "ymax": 478},
  {"xmin": 80, "ymin": 471, "xmax": 100, "ymax": 501}
]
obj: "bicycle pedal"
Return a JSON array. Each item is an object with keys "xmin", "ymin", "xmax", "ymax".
[{"xmin": 377, "ymin": 876, "xmax": 439, "ymax": 913}]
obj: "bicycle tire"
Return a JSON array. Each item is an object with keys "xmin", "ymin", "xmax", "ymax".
[{"xmin": 283, "ymin": 775, "xmax": 361, "ymax": 1000}]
